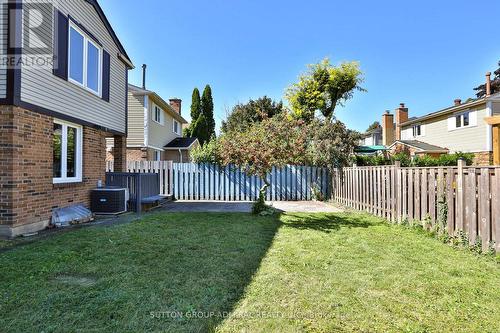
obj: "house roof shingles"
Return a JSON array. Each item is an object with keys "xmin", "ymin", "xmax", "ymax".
[
  {"xmin": 393, "ymin": 140, "xmax": 448, "ymax": 152},
  {"xmin": 164, "ymin": 137, "xmax": 198, "ymax": 149}
]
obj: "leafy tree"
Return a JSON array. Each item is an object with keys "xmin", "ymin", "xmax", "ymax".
[
  {"xmin": 201, "ymin": 85, "xmax": 216, "ymax": 138},
  {"xmin": 221, "ymin": 96, "xmax": 284, "ymax": 133},
  {"xmin": 306, "ymin": 120, "xmax": 362, "ymax": 170},
  {"xmin": 366, "ymin": 121, "xmax": 381, "ymax": 132},
  {"xmin": 286, "ymin": 58, "xmax": 365, "ymax": 122},
  {"xmin": 474, "ymin": 61, "xmax": 500, "ymax": 98},
  {"xmin": 219, "ymin": 113, "xmax": 309, "ymax": 209}
]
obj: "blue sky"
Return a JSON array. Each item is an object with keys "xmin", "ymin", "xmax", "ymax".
[{"xmin": 101, "ymin": 0, "xmax": 500, "ymax": 133}]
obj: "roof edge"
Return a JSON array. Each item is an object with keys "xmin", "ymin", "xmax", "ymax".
[{"xmin": 85, "ymin": 0, "xmax": 133, "ymax": 68}]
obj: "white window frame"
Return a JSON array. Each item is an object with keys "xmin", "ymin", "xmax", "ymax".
[
  {"xmin": 53, "ymin": 119, "xmax": 83, "ymax": 184},
  {"xmin": 455, "ymin": 111, "xmax": 470, "ymax": 129},
  {"xmin": 173, "ymin": 119, "xmax": 181, "ymax": 135},
  {"xmin": 152, "ymin": 104, "xmax": 164, "ymax": 125},
  {"xmin": 449, "ymin": 110, "xmax": 476, "ymax": 131},
  {"xmin": 412, "ymin": 124, "xmax": 422, "ymax": 137},
  {"xmin": 154, "ymin": 150, "xmax": 162, "ymax": 161},
  {"xmin": 68, "ymin": 22, "xmax": 102, "ymax": 97}
]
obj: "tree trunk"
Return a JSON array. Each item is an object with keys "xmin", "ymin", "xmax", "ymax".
[{"xmin": 259, "ymin": 178, "xmax": 270, "ymax": 201}]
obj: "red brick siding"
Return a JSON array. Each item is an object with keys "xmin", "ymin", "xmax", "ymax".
[
  {"xmin": 107, "ymin": 148, "xmax": 147, "ymax": 163},
  {"xmin": 0, "ymin": 106, "xmax": 109, "ymax": 228}
]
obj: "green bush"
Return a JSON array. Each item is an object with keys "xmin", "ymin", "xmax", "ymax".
[
  {"xmin": 391, "ymin": 152, "xmax": 412, "ymax": 167},
  {"xmin": 351, "ymin": 152, "xmax": 475, "ymax": 167},
  {"xmin": 350, "ymin": 155, "xmax": 391, "ymax": 166},
  {"xmin": 252, "ymin": 192, "xmax": 267, "ymax": 214},
  {"xmin": 190, "ymin": 137, "xmax": 221, "ymax": 164}
]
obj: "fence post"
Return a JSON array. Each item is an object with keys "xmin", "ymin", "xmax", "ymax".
[
  {"xmin": 394, "ymin": 161, "xmax": 401, "ymax": 223},
  {"xmin": 456, "ymin": 158, "xmax": 465, "ymax": 234}
]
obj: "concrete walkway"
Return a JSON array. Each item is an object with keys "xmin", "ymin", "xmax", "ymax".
[
  {"xmin": 269, "ymin": 201, "xmax": 343, "ymax": 213},
  {"xmin": 160, "ymin": 200, "xmax": 342, "ymax": 213},
  {"xmin": 161, "ymin": 201, "xmax": 253, "ymax": 213}
]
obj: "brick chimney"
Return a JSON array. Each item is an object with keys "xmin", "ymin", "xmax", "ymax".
[
  {"xmin": 395, "ymin": 103, "xmax": 408, "ymax": 141},
  {"xmin": 454, "ymin": 99, "xmax": 462, "ymax": 106},
  {"xmin": 169, "ymin": 98, "xmax": 182, "ymax": 115},
  {"xmin": 486, "ymin": 72, "xmax": 492, "ymax": 97},
  {"xmin": 382, "ymin": 111, "xmax": 395, "ymax": 146}
]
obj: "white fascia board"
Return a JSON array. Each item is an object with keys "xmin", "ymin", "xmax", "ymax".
[{"xmin": 144, "ymin": 95, "xmax": 149, "ymax": 146}]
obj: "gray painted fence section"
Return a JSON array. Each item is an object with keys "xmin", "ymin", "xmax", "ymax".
[
  {"xmin": 107, "ymin": 161, "xmax": 329, "ymax": 202},
  {"xmin": 172, "ymin": 163, "xmax": 329, "ymax": 201}
]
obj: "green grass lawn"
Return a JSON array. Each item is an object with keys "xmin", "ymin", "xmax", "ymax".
[{"xmin": 1, "ymin": 212, "xmax": 499, "ymax": 332}]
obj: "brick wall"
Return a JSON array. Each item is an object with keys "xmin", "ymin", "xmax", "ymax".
[
  {"xmin": 473, "ymin": 152, "xmax": 493, "ymax": 166},
  {"xmin": 0, "ymin": 106, "xmax": 108, "ymax": 231},
  {"xmin": 107, "ymin": 148, "xmax": 148, "ymax": 163}
]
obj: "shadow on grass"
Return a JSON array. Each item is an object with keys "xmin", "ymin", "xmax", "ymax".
[
  {"xmin": 283, "ymin": 212, "xmax": 380, "ymax": 233},
  {"xmin": 0, "ymin": 212, "xmax": 282, "ymax": 333}
]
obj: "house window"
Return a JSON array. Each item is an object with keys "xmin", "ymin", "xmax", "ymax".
[
  {"xmin": 455, "ymin": 112, "xmax": 470, "ymax": 128},
  {"xmin": 68, "ymin": 23, "xmax": 102, "ymax": 96},
  {"xmin": 53, "ymin": 120, "xmax": 83, "ymax": 184},
  {"xmin": 173, "ymin": 119, "xmax": 180, "ymax": 135},
  {"xmin": 153, "ymin": 105, "xmax": 164, "ymax": 125},
  {"xmin": 154, "ymin": 151, "xmax": 161, "ymax": 161},
  {"xmin": 412, "ymin": 124, "xmax": 422, "ymax": 137}
]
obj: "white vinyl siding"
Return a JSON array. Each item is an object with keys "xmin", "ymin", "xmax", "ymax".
[
  {"xmin": 0, "ymin": 1, "xmax": 7, "ymax": 99},
  {"xmin": 20, "ymin": 0, "xmax": 127, "ymax": 133},
  {"xmin": 493, "ymin": 101, "xmax": 500, "ymax": 115},
  {"xmin": 402, "ymin": 105, "xmax": 489, "ymax": 153},
  {"xmin": 148, "ymin": 96, "xmax": 182, "ymax": 149},
  {"xmin": 126, "ymin": 92, "xmax": 145, "ymax": 146}
]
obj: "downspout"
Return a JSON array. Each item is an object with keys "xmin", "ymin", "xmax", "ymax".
[{"xmin": 178, "ymin": 149, "xmax": 183, "ymax": 163}]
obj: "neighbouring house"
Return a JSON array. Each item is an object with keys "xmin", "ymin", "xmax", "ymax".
[
  {"xmin": 360, "ymin": 126, "xmax": 383, "ymax": 146},
  {"xmin": 0, "ymin": 0, "xmax": 133, "ymax": 237},
  {"xmin": 163, "ymin": 137, "xmax": 200, "ymax": 163},
  {"xmin": 381, "ymin": 73, "xmax": 500, "ymax": 165},
  {"xmin": 355, "ymin": 126, "xmax": 387, "ymax": 155},
  {"xmin": 107, "ymin": 66, "xmax": 196, "ymax": 163}
]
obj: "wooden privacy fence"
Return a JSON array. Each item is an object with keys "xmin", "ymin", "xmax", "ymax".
[
  {"xmin": 332, "ymin": 161, "xmax": 500, "ymax": 252},
  {"xmin": 107, "ymin": 161, "xmax": 329, "ymax": 202}
]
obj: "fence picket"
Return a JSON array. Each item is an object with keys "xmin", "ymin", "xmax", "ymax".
[
  {"xmin": 421, "ymin": 169, "xmax": 428, "ymax": 225},
  {"xmin": 466, "ymin": 168, "xmax": 477, "ymax": 245},
  {"xmin": 479, "ymin": 168, "xmax": 491, "ymax": 252},
  {"xmin": 428, "ymin": 169, "xmax": 436, "ymax": 226},
  {"xmin": 492, "ymin": 169, "xmax": 500, "ymax": 252}
]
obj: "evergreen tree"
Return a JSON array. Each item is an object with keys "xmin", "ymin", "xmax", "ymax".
[
  {"xmin": 201, "ymin": 85, "xmax": 215, "ymax": 138},
  {"xmin": 192, "ymin": 113, "xmax": 210, "ymax": 146},
  {"xmin": 190, "ymin": 88, "xmax": 201, "ymax": 121}
]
